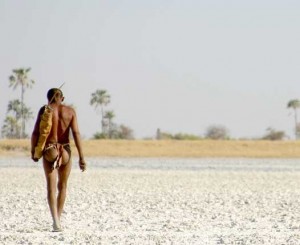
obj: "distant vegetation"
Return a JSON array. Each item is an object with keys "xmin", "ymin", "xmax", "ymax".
[
  {"xmin": 155, "ymin": 126, "xmax": 229, "ymax": 140},
  {"xmin": 2, "ymin": 68, "xmax": 34, "ymax": 139},
  {"xmin": 262, "ymin": 128, "xmax": 286, "ymax": 141},
  {"xmin": 287, "ymin": 99, "xmax": 300, "ymax": 140},
  {"xmin": 1, "ymin": 67, "xmax": 300, "ymax": 141},
  {"xmin": 205, "ymin": 125, "xmax": 230, "ymax": 140},
  {"xmin": 155, "ymin": 129, "xmax": 201, "ymax": 140},
  {"xmin": 90, "ymin": 89, "xmax": 134, "ymax": 139}
]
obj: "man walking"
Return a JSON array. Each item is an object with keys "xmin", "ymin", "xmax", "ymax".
[{"xmin": 31, "ymin": 88, "xmax": 86, "ymax": 232}]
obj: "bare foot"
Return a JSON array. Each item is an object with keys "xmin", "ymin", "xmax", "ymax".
[{"xmin": 52, "ymin": 223, "xmax": 62, "ymax": 232}]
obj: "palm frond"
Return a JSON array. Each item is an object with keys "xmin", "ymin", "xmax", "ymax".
[{"xmin": 287, "ymin": 99, "xmax": 300, "ymax": 109}]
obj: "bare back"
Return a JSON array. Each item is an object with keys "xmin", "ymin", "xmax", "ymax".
[{"xmin": 46, "ymin": 104, "xmax": 76, "ymax": 144}]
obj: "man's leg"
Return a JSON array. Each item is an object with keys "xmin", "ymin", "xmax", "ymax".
[
  {"xmin": 57, "ymin": 150, "xmax": 72, "ymax": 219},
  {"xmin": 43, "ymin": 159, "xmax": 61, "ymax": 231}
]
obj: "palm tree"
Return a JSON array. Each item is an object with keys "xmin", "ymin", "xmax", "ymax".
[
  {"xmin": 287, "ymin": 99, "xmax": 300, "ymax": 139},
  {"xmin": 6, "ymin": 99, "xmax": 33, "ymax": 138},
  {"xmin": 104, "ymin": 110, "xmax": 115, "ymax": 138},
  {"xmin": 1, "ymin": 116, "xmax": 20, "ymax": 139},
  {"xmin": 7, "ymin": 99, "xmax": 22, "ymax": 120},
  {"xmin": 90, "ymin": 90, "xmax": 111, "ymax": 134},
  {"xmin": 21, "ymin": 106, "xmax": 33, "ymax": 137},
  {"xmin": 9, "ymin": 68, "xmax": 35, "ymax": 138}
]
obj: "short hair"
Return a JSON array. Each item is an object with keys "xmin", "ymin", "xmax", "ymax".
[{"xmin": 47, "ymin": 88, "xmax": 63, "ymax": 102}]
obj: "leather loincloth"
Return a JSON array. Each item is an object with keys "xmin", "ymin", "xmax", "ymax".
[{"xmin": 43, "ymin": 143, "xmax": 71, "ymax": 169}]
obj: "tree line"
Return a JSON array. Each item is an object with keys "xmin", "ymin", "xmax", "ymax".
[
  {"xmin": 157, "ymin": 100, "xmax": 300, "ymax": 141},
  {"xmin": 89, "ymin": 89, "xmax": 134, "ymax": 139},
  {"xmin": 1, "ymin": 67, "xmax": 133, "ymax": 140},
  {"xmin": 1, "ymin": 67, "xmax": 300, "ymax": 141},
  {"xmin": 2, "ymin": 68, "xmax": 34, "ymax": 138}
]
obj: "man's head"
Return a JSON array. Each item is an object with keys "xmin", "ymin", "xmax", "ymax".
[{"xmin": 47, "ymin": 88, "xmax": 64, "ymax": 103}]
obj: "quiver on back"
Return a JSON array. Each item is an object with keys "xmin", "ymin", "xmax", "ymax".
[{"xmin": 34, "ymin": 105, "xmax": 53, "ymax": 159}]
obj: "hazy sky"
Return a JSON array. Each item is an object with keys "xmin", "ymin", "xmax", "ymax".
[{"xmin": 1, "ymin": 0, "xmax": 300, "ymax": 139}]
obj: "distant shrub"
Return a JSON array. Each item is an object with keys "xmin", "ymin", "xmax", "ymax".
[
  {"xmin": 160, "ymin": 132, "xmax": 174, "ymax": 140},
  {"xmin": 113, "ymin": 124, "xmax": 134, "ymax": 140},
  {"xmin": 205, "ymin": 125, "xmax": 230, "ymax": 140},
  {"xmin": 262, "ymin": 128, "xmax": 286, "ymax": 141},
  {"xmin": 92, "ymin": 124, "xmax": 134, "ymax": 140},
  {"xmin": 92, "ymin": 132, "xmax": 107, "ymax": 139},
  {"xmin": 157, "ymin": 131, "xmax": 201, "ymax": 140},
  {"xmin": 173, "ymin": 133, "xmax": 200, "ymax": 140}
]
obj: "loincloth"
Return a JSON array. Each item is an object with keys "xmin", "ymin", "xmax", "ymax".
[{"xmin": 43, "ymin": 143, "xmax": 71, "ymax": 169}]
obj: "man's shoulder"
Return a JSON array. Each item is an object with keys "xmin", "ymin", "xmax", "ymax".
[
  {"xmin": 60, "ymin": 104, "xmax": 76, "ymax": 113},
  {"xmin": 38, "ymin": 105, "xmax": 47, "ymax": 114}
]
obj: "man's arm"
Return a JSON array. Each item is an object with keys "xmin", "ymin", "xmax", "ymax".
[{"xmin": 70, "ymin": 109, "xmax": 86, "ymax": 171}]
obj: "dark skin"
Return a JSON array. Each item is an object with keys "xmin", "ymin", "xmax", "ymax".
[{"xmin": 31, "ymin": 92, "xmax": 86, "ymax": 231}]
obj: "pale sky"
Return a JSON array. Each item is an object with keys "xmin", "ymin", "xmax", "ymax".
[{"xmin": 1, "ymin": 0, "xmax": 300, "ymax": 139}]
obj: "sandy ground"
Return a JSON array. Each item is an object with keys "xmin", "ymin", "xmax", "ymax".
[{"xmin": 1, "ymin": 158, "xmax": 300, "ymax": 244}]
